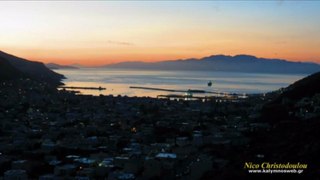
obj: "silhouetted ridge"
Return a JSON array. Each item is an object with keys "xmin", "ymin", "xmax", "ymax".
[
  {"xmin": 104, "ymin": 54, "xmax": 320, "ymax": 74},
  {"xmin": 233, "ymin": 54, "xmax": 257, "ymax": 60},
  {"xmin": 0, "ymin": 51, "xmax": 64, "ymax": 86},
  {"xmin": 261, "ymin": 71, "xmax": 320, "ymax": 124},
  {"xmin": 0, "ymin": 56, "xmax": 25, "ymax": 81},
  {"xmin": 280, "ymin": 71, "xmax": 320, "ymax": 100}
]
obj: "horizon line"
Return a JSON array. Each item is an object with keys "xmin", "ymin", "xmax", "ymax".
[
  {"xmin": 48, "ymin": 54, "xmax": 320, "ymax": 67},
  {"xmin": 1, "ymin": 50, "xmax": 318, "ymax": 67}
]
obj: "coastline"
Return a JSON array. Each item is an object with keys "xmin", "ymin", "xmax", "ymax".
[
  {"xmin": 1, "ymin": 74, "xmax": 319, "ymax": 179},
  {"xmin": 0, "ymin": 78, "xmax": 272, "ymax": 179}
]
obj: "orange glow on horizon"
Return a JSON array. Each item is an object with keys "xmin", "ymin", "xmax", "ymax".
[
  {"xmin": 1, "ymin": 1, "xmax": 319, "ymax": 66},
  {"xmin": 2, "ymin": 47, "xmax": 319, "ymax": 66}
]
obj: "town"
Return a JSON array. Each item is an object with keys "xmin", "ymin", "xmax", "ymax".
[{"xmin": 0, "ymin": 78, "xmax": 275, "ymax": 179}]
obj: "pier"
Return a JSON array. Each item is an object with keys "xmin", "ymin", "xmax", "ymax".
[
  {"xmin": 130, "ymin": 86, "xmax": 217, "ymax": 94},
  {"xmin": 157, "ymin": 94, "xmax": 241, "ymax": 101},
  {"xmin": 130, "ymin": 86, "xmax": 244, "ymax": 96},
  {"xmin": 60, "ymin": 86, "xmax": 106, "ymax": 91}
]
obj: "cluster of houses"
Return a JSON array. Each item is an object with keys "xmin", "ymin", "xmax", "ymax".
[{"xmin": 0, "ymin": 80, "xmax": 270, "ymax": 179}]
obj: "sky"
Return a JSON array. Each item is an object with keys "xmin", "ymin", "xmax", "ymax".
[{"xmin": 0, "ymin": 1, "xmax": 320, "ymax": 66}]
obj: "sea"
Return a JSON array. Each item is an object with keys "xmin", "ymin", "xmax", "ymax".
[{"xmin": 55, "ymin": 68, "xmax": 307, "ymax": 97}]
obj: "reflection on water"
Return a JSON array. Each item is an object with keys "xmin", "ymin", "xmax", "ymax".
[
  {"xmin": 59, "ymin": 81, "xmax": 176, "ymax": 97},
  {"xmin": 55, "ymin": 68, "xmax": 307, "ymax": 97}
]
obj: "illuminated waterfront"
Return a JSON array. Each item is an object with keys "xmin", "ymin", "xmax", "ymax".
[{"xmin": 56, "ymin": 68, "xmax": 306, "ymax": 97}]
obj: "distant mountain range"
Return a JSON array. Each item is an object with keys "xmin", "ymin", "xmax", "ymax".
[
  {"xmin": 0, "ymin": 51, "xmax": 64, "ymax": 85},
  {"xmin": 103, "ymin": 55, "xmax": 320, "ymax": 74},
  {"xmin": 1, "ymin": 51, "xmax": 320, "ymax": 85},
  {"xmin": 46, "ymin": 63, "xmax": 78, "ymax": 70}
]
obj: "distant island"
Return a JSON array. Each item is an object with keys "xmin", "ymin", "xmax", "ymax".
[
  {"xmin": 103, "ymin": 54, "xmax": 320, "ymax": 74},
  {"xmin": 46, "ymin": 63, "xmax": 79, "ymax": 70}
]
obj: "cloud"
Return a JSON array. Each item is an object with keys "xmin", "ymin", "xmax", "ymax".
[{"xmin": 106, "ymin": 40, "xmax": 135, "ymax": 46}]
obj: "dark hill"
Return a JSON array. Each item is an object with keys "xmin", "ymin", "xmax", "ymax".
[
  {"xmin": 0, "ymin": 56, "xmax": 25, "ymax": 81},
  {"xmin": 0, "ymin": 51, "xmax": 64, "ymax": 86},
  {"xmin": 261, "ymin": 71, "xmax": 320, "ymax": 123},
  {"xmin": 280, "ymin": 71, "xmax": 320, "ymax": 100},
  {"xmin": 245, "ymin": 71, "xmax": 320, "ymax": 179}
]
